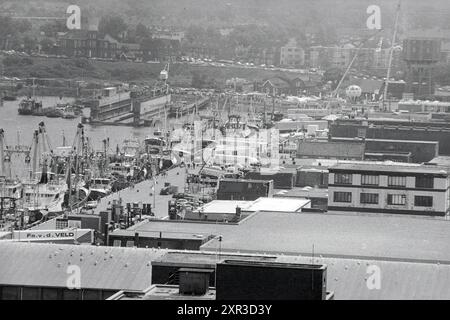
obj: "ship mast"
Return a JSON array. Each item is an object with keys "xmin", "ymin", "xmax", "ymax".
[
  {"xmin": 382, "ymin": 0, "xmax": 401, "ymax": 111},
  {"xmin": 31, "ymin": 130, "xmax": 39, "ymax": 180}
]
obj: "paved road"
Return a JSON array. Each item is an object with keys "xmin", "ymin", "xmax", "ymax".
[{"xmin": 93, "ymin": 167, "xmax": 187, "ymax": 219}]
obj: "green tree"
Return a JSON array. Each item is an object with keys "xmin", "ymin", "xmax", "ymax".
[
  {"xmin": 40, "ymin": 21, "xmax": 66, "ymax": 36},
  {"xmin": 324, "ymin": 67, "xmax": 344, "ymax": 89},
  {"xmin": 135, "ymin": 23, "xmax": 150, "ymax": 39},
  {"xmin": 0, "ymin": 16, "xmax": 16, "ymax": 37},
  {"xmin": 98, "ymin": 16, "xmax": 128, "ymax": 39},
  {"xmin": 40, "ymin": 38, "xmax": 55, "ymax": 53},
  {"xmin": 23, "ymin": 36, "xmax": 37, "ymax": 53}
]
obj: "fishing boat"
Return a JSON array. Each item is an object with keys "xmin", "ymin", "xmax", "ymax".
[
  {"xmin": 108, "ymin": 161, "xmax": 139, "ymax": 180},
  {"xmin": 45, "ymin": 108, "xmax": 63, "ymax": 118},
  {"xmin": 87, "ymin": 177, "xmax": 113, "ymax": 201},
  {"xmin": 121, "ymin": 138, "xmax": 141, "ymax": 158},
  {"xmin": 21, "ymin": 172, "xmax": 67, "ymax": 214},
  {"xmin": 2, "ymin": 95, "xmax": 17, "ymax": 101},
  {"xmin": 61, "ymin": 108, "xmax": 77, "ymax": 119},
  {"xmin": 0, "ymin": 178, "xmax": 22, "ymax": 213},
  {"xmin": 18, "ymin": 98, "xmax": 44, "ymax": 115},
  {"xmin": 144, "ymin": 134, "xmax": 166, "ymax": 156}
]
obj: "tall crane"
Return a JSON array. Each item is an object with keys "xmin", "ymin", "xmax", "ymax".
[
  {"xmin": 0, "ymin": 129, "xmax": 5, "ymax": 177},
  {"xmin": 326, "ymin": 28, "xmax": 384, "ymax": 109},
  {"xmin": 381, "ymin": 0, "xmax": 402, "ymax": 111}
]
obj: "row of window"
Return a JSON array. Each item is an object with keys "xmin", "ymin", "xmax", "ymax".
[
  {"xmin": 333, "ymin": 192, "xmax": 433, "ymax": 207},
  {"xmin": 0, "ymin": 286, "xmax": 113, "ymax": 300},
  {"xmin": 334, "ymin": 173, "xmax": 434, "ymax": 189}
]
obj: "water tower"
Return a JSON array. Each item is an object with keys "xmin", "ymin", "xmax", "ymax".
[
  {"xmin": 346, "ymin": 85, "xmax": 362, "ymax": 103},
  {"xmin": 403, "ymin": 36, "xmax": 441, "ymax": 98}
]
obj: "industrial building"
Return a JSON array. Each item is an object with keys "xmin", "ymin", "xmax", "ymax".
[
  {"xmin": 216, "ymin": 178, "xmax": 274, "ymax": 200},
  {"xmin": 328, "ymin": 161, "xmax": 450, "ymax": 216},
  {"xmin": 330, "ymin": 118, "xmax": 450, "ymax": 156},
  {"xmin": 2, "ymin": 229, "xmax": 450, "ymax": 300},
  {"xmin": 331, "ymin": 137, "xmax": 439, "ymax": 163}
]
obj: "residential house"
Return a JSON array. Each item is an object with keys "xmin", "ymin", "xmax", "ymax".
[
  {"xmin": 57, "ymin": 30, "xmax": 117, "ymax": 58},
  {"xmin": 141, "ymin": 38, "xmax": 181, "ymax": 62},
  {"xmin": 280, "ymin": 38, "xmax": 305, "ymax": 67},
  {"xmin": 257, "ymin": 77, "xmax": 293, "ymax": 96}
]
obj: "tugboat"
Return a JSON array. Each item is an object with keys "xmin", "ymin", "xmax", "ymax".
[
  {"xmin": 18, "ymin": 98, "xmax": 44, "ymax": 115},
  {"xmin": 2, "ymin": 94, "xmax": 17, "ymax": 101}
]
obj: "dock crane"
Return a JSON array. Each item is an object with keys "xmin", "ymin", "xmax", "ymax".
[
  {"xmin": 0, "ymin": 129, "xmax": 5, "ymax": 177},
  {"xmin": 381, "ymin": 0, "xmax": 402, "ymax": 111},
  {"xmin": 326, "ymin": 28, "xmax": 384, "ymax": 109}
]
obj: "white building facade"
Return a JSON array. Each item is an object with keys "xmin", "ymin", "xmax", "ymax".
[{"xmin": 328, "ymin": 162, "xmax": 450, "ymax": 216}]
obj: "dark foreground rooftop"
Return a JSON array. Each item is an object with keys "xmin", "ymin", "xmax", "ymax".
[{"xmin": 1, "ymin": 244, "xmax": 449, "ymax": 299}]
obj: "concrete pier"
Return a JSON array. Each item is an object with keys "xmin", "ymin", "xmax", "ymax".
[{"xmin": 93, "ymin": 167, "xmax": 187, "ymax": 219}]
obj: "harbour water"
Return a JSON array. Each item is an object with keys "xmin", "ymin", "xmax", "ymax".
[{"xmin": 0, "ymin": 96, "xmax": 156, "ymax": 149}]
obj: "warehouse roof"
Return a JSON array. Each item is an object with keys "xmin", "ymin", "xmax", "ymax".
[
  {"xmin": 0, "ymin": 242, "xmax": 165, "ymax": 291},
  {"xmin": 276, "ymin": 255, "xmax": 450, "ymax": 300},
  {"xmin": 274, "ymin": 187, "xmax": 328, "ymax": 199},
  {"xmin": 246, "ymin": 197, "xmax": 310, "ymax": 212},
  {"xmin": 196, "ymin": 200, "xmax": 253, "ymax": 214},
  {"xmin": 1, "ymin": 243, "xmax": 449, "ymax": 299},
  {"xmin": 297, "ymin": 141, "xmax": 365, "ymax": 159},
  {"xmin": 117, "ymin": 211, "xmax": 450, "ymax": 263},
  {"xmin": 154, "ymin": 250, "xmax": 450, "ymax": 299}
]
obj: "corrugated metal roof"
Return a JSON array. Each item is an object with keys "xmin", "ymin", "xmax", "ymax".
[
  {"xmin": 298, "ymin": 141, "xmax": 365, "ymax": 158},
  {"xmin": 0, "ymin": 242, "xmax": 165, "ymax": 291},
  {"xmin": 276, "ymin": 255, "xmax": 450, "ymax": 300},
  {"xmin": 117, "ymin": 211, "xmax": 450, "ymax": 263}
]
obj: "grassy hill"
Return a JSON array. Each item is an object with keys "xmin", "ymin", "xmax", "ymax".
[{"xmin": 1, "ymin": 55, "xmax": 311, "ymax": 88}]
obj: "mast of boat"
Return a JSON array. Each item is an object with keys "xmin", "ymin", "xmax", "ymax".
[
  {"xmin": 67, "ymin": 152, "xmax": 72, "ymax": 212},
  {"xmin": 32, "ymin": 78, "xmax": 36, "ymax": 99},
  {"xmin": 381, "ymin": 0, "xmax": 401, "ymax": 111},
  {"xmin": 263, "ymin": 99, "xmax": 267, "ymax": 128},
  {"xmin": 31, "ymin": 130, "xmax": 39, "ymax": 180}
]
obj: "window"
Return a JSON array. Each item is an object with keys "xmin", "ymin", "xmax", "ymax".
[
  {"xmin": 387, "ymin": 194, "xmax": 406, "ymax": 205},
  {"xmin": 415, "ymin": 175, "xmax": 434, "ymax": 189},
  {"xmin": 414, "ymin": 196, "xmax": 433, "ymax": 207},
  {"xmin": 334, "ymin": 173, "xmax": 352, "ymax": 185},
  {"xmin": 113, "ymin": 240, "xmax": 122, "ymax": 247},
  {"xmin": 42, "ymin": 288, "xmax": 59, "ymax": 300},
  {"xmin": 388, "ymin": 176, "xmax": 406, "ymax": 187},
  {"xmin": 334, "ymin": 192, "xmax": 352, "ymax": 203},
  {"xmin": 63, "ymin": 289, "xmax": 80, "ymax": 300},
  {"xmin": 82, "ymin": 289, "xmax": 101, "ymax": 300},
  {"xmin": 361, "ymin": 175, "xmax": 379, "ymax": 186},
  {"xmin": 22, "ymin": 287, "xmax": 41, "ymax": 300},
  {"xmin": 360, "ymin": 193, "xmax": 379, "ymax": 204},
  {"xmin": 125, "ymin": 240, "xmax": 134, "ymax": 247},
  {"xmin": 1, "ymin": 286, "xmax": 20, "ymax": 300}
]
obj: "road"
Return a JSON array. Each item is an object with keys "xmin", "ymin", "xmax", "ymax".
[{"xmin": 93, "ymin": 166, "xmax": 187, "ymax": 219}]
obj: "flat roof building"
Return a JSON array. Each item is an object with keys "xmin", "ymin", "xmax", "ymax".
[
  {"xmin": 328, "ymin": 161, "xmax": 450, "ymax": 216},
  {"xmin": 2, "ymin": 237, "xmax": 450, "ymax": 299}
]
